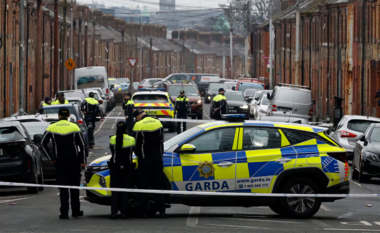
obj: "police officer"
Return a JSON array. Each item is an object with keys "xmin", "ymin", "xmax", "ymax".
[
  {"xmin": 133, "ymin": 109, "xmax": 166, "ymax": 218},
  {"xmin": 212, "ymin": 88, "xmax": 227, "ymax": 120},
  {"xmin": 123, "ymin": 93, "xmax": 135, "ymax": 136},
  {"xmin": 175, "ymin": 90, "xmax": 190, "ymax": 134},
  {"xmin": 108, "ymin": 121, "xmax": 135, "ymax": 220},
  {"xmin": 81, "ymin": 92, "xmax": 105, "ymax": 148},
  {"xmin": 52, "ymin": 93, "xmax": 69, "ymax": 105},
  {"xmin": 43, "ymin": 97, "xmax": 52, "ymax": 106},
  {"xmin": 41, "ymin": 107, "xmax": 86, "ymax": 219}
]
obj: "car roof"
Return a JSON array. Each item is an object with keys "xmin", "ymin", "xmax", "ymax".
[
  {"xmin": 198, "ymin": 120, "xmax": 325, "ymax": 133},
  {"xmin": 4, "ymin": 115, "xmax": 41, "ymax": 120},
  {"xmin": 167, "ymin": 82, "xmax": 196, "ymax": 86},
  {"xmin": 22, "ymin": 122, "xmax": 50, "ymax": 127},
  {"xmin": 133, "ymin": 91, "xmax": 168, "ymax": 96},
  {"xmin": 66, "ymin": 96, "xmax": 83, "ymax": 100},
  {"xmin": 259, "ymin": 116, "xmax": 307, "ymax": 122},
  {"xmin": 41, "ymin": 104, "xmax": 76, "ymax": 109},
  {"xmin": 0, "ymin": 121, "xmax": 22, "ymax": 127},
  {"xmin": 275, "ymin": 86, "xmax": 311, "ymax": 92},
  {"xmin": 343, "ymin": 115, "xmax": 380, "ymax": 121}
]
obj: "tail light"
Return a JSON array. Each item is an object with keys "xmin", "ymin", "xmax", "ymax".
[
  {"xmin": 106, "ymin": 88, "xmax": 109, "ymax": 94},
  {"xmin": 98, "ymin": 99, "xmax": 103, "ymax": 104},
  {"xmin": 327, "ymin": 152, "xmax": 348, "ymax": 163},
  {"xmin": 309, "ymin": 108, "xmax": 313, "ymax": 117},
  {"xmin": 340, "ymin": 130, "xmax": 357, "ymax": 138},
  {"xmin": 78, "ymin": 119, "xmax": 84, "ymax": 125},
  {"xmin": 107, "ymin": 96, "xmax": 109, "ymax": 100},
  {"xmin": 138, "ymin": 86, "xmax": 143, "ymax": 89},
  {"xmin": 272, "ymin": 105, "xmax": 277, "ymax": 111}
]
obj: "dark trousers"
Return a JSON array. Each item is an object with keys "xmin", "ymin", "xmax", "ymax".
[
  {"xmin": 55, "ymin": 161, "xmax": 82, "ymax": 217},
  {"xmin": 138, "ymin": 157, "xmax": 165, "ymax": 213},
  {"xmin": 110, "ymin": 167, "xmax": 132, "ymax": 214},
  {"xmin": 176, "ymin": 111, "xmax": 187, "ymax": 134},
  {"xmin": 85, "ymin": 116, "xmax": 96, "ymax": 144},
  {"xmin": 126, "ymin": 119, "xmax": 134, "ymax": 137}
]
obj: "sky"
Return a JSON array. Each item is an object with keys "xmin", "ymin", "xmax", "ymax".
[{"xmin": 76, "ymin": 0, "xmax": 229, "ymax": 11}]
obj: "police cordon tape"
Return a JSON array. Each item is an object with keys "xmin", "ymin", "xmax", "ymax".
[{"xmin": 0, "ymin": 181, "xmax": 374, "ymax": 198}]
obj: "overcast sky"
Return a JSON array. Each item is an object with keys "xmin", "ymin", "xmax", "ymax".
[{"xmin": 77, "ymin": 0, "xmax": 229, "ymax": 11}]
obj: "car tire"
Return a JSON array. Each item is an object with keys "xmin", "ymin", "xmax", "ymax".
[
  {"xmin": 278, "ymin": 178, "xmax": 321, "ymax": 219},
  {"xmin": 27, "ymin": 167, "xmax": 39, "ymax": 194},
  {"xmin": 38, "ymin": 165, "xmax": 44, "ymax": 191},
  {"xmin": 269, "ymin": 204, "xmax": 284, "ymax": 215},
  {"xmin": 197, "ymin": 114, "xmax": 202, "ymax": 120},
  {"xmin": 358, "ymin": 160, "xmax": 369, "ymax": 183},
  {"xmin": 352, "ymin": 161, "xmax": 359, "ymax": 180}
]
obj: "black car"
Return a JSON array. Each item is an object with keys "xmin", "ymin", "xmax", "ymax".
[
  {"xmin": 210, "ymin": 90, "xmax": 249, "ymax": 119},
  {"xmin": 204, "ymin": 83, "xmax": 228, "ymax": 104},
  {"xmin": 22, "ymin": 122, "xmax": 55, "ymax": 179},
  {"xmin": 0, "ymin": 121, "xmax": 44, "ymax": 194},
  {"xmin": 352, "ymin": 123, "xmax": 380, "ymax": 183}
]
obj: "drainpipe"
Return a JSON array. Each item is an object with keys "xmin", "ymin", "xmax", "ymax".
[
  {"xmin": 283, "ymin": 22, "xmax": 286, "ymax": 83},
  {"xmin": 327, "ymin": 10, "xmax": 330, "ymax": 117},
  {"xmin": 289, "ymin": 24, "xmax": 292, "ymax": 83},
  {"xmin": 26, "ymin": 4, "xmax": 29, "ymax": 111},
  {"xmin": 42, "ymin": 13, "xmax": 45, "ymax": 101},
  {"xmin": 361, "ymin": 0, "xmax": 366, "ymax": 115},
  {"xmin": 3, "ymin": 0, "xmax": 7, "ymax": 116},
  {"xmin": 50, "ymin": 20, "xmax": 52, "ymax": 97},
  {"xmin": 301, "ymin": 17, "xmax": 304, "ymax": 86},
  {"xmin": 309, "ymin": 18, "xmax": 312, "ymax": 87},
  {"xmin": 337, "ymin": 6, "xmax": 341, "ymax": 97}
]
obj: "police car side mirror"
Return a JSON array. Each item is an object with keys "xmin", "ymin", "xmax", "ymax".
[
  {"xmin": 176, "ymin": 144, "xmax": 197, "ymax": 153},
  {"xmin": 33, "ymin": 134, "xmax": 43, "ymax": 144}
]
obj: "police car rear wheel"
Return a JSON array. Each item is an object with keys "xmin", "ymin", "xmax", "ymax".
[{"xmin": 279, "ymin": 178, "xmax": 321, "ymax": 219}]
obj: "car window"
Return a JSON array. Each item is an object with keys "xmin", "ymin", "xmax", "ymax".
[
  {"xmin": 294, "ymin": 91, "xmax": 311, "ymax": 104},
  {"xmin": 281, "ymin": 128, "xmax": 315, "ymax": 145},
  {"xmin": 149, "ymin": 79, "xmax": 161, "ymax": 84},
  {"xmin": 347, "ymin": 120, "xmax": 379, "ymax": 133},
  {"xmin": 209, "ymin": 83, "xmax": 228, "ymax": 91},
  {"xmin": 240, "ymin": 85, "xmax": 264, "ymax": 93},
  {"xmin": 277, "ymin": 89, "xmax": 295, "ymax": 102},
  {"xmin": 261, "ymin": 96, "xmax": 270, "ymax": 105},
  {"xmin": 0, "ymin": 127, "xmax": 24, "ymax": 142},
  {"xmin": 225, "ymin": 92, "xmax": 245, "ymax": 101},
  {"xmin": 244, "ymin": 89, "xmax": 256, "ymax": 96},
  {"xmin": 18, "ymin": 119, "xmax": 41, "ymax": 123},
  {"xmin": 187, "ymin": 128, "xmax": 236, "ymax": 153},
  {"xmin": 133, "ymin": 95, "xmax": 169, "ymax": 103},
  {"xmin": 165, "ymin": 127, "xmax": 203, "ymax": 151},
  {"xmin": 77, "ymin": 75, "xmax": 105, "ymax": 89},
  {"xmin": 242, "ymin": 127, "xmax": 282, "ymax": 150},
  {"xmin": 168, "ymin": 85, "xmax": 199, "ymax": 97},
  {"xmin": 254, "ymin": 91, "xmax": 262, "ymax": 99},
  {"xmin": 370, "ymin": 127, "xmax": 380, "ymax": 142}
]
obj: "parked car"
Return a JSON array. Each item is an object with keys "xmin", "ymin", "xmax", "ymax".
[
  {"xmin": 252, "ymin": 93, "xmax": 271, "ymax": 119},
  {"xmin": 243, "ymin": 89, "xmax": 258, "ymax": 102},
  {"xmin": 0, "ymin": 121, "xmax": 44, "ymax": 194},
  {"xmin": 133, "ymin": 82, "xmax": 139, "ymax": 92},
  {"xmin": 225, "ymin": 81, "xmax": 237, "ymax": 90},
  {"xmin": 108, "ymin": 77, "xmax": 121, "ymax": 91},
  {"xmin": 238, "ymin": 83, "xmax": 264, "ymax": 93},
  {"xmin": 236, "ymin": 78, "xmax": 266, "ymax": 90},
  {"xmin": 3, "ymin": 114, "xmax": 45, "ymax": 123},
  {"xmin": 249, "ymin": 90, "xmax": 273, "ymax": 118},
  {"xmin": 61, "ymin": 89, "xmax": 86, "ymax": 100},
  {"xmin": 257, "ymin": 116, "xmax": 310, "ymax": 125},
  {"xmin": 352, "ymin": 123, "xmax": 380, "ymax": 182},
  {"xmin": 117, "ymin": 78, "xmax": 130, "ymax": 91},
  {"xmin": 267, "ymin": 84, "xmax": 314, "ymax": 121},
  {"xmin": 204, "ymin": 83, "xmax": 228, "ymax": 104},
  {"xmin": 139, "ymin": 78, "xmax": 163, "ymax": 90},
  {"xmin": 210, "ymin": 90, "xmax": 249, "ymax": 119},
  {"xmin": 330, "ymin": 115, "xmax": 380, "ymax": 160},
  {"xmin": 22, "ymin": 122, "xmax": 55, "ymax": 179},
  {"xmin": 75, "ymin": 66, "xmax": 110, "ymax": 101},
  {"xmin": 66, "ymin": 97, "xmax": 83, "ymax": 107}
]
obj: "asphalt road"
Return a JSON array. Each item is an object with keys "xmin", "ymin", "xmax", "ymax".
[{"xmin": 1, "ymin": 102, "xmax": 380, "ymax": 232}]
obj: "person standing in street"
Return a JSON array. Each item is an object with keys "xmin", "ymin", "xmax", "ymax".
[
  {"xmin": 175, "ymin": 90, "xmax": 190, "ymax": 134},
  {"xmin": 212, "ymin": 88, "xmax": 227, "ymax": 120},
  {"xmin": 52, "ymin": 93, "xmax": 69, "ymax": 105},
  {"xmin": 123, "ymin": 93, "xmax": 135, "ymax": 136},
  {"xmin": 108, "ymin": 121, "xmax": 135, "ymax": 220},
  {"xmin": 81, "ymin": 92, "xmax": 105, "ymax": 148},
  {"xmin": 41, "ymin": 107, "xmax": 86, "ymax": 219},
  {"xmin": 43, "ymin": 97, "xmax": 52, "ymax": 106},
  {"xmin": 133, "ymin": 109, "xmax": 166, "ymax": 218}
]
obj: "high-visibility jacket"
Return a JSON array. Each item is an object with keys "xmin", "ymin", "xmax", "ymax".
[
  {"xmin": 175, "ymin": 96, "xmax": 190, "ymax": 112},
  {"xmin": 41, "ymin": 119, "xmax": 86, "ymax": 163},
  {"xmin": 51, "ymin": 99, "xmax": 69, "ymax": 105},
  {"xmin": 81, "ymin": 97, "xmax": 104, "ymax": 118},
  {"xmin": 133, "ymin": 116, "xmax": 164, "ymax": 159},
  {"xmin": 123, "ymin": 100, "xmax": 135, "ymax": 119},
  {"xmin": 109, "ymin": 134, "xmax": 135, "ymax": 166},
  {"xmin": 212, "ymin": 94, "xmax": 227, "ymax": 117},
  {"xmin": 42, "ymin": 103, "xmax": 51, "ymax": 107}
]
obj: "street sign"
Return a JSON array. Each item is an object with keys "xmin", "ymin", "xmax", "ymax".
[
  {"xmin": 128, "ymin": 58, "xmax": 138, "ymax": 68},
  {"xmin": 65, "ymin": 58, "xmax": 76, "ymax": 71}
]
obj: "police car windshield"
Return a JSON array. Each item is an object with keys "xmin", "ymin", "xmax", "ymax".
[
  {"xmin": 133, "ymin": 95, "xmax": 169, "ymax": 103},
  {"xmin": 209, "ymin": 83, "xmax": 228, "ymax": 91},
  {"xmin": 225, "ymin": 92, "xmax": 245, "ymax": 101},
  {"xmin": 168, "ymin": 86, "xmax": 198, "ymax": 96},
  {"xmin": 164, "ymin": 127, "xmax": 203, "ymax": 151}
]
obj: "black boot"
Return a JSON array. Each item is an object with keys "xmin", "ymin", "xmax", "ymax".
[
  {"xmin": 109, "ymin": 213, "xmax": 117, "ymax": 219},
  {"xmin": 121, "ymin": 213, "xmax": 128, "ymax": 219},
  {"xmin": 72, "ymin": 210, "xmax": 84, "ymax": 218},
  {"xmin": 159, "ymin": 212, "xmax": 166, "ymax": 219},
  {"xmin": 59, "ymin": 215, "xmax": 69, "ymax": 220}
]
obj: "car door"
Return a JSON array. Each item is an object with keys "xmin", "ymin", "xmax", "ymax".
[
  {"xmin": 236, "ymin": 126, "xmax": 296, "ymax": 193},
  {"xmin": 172, "ymin": 127, "xmax": 238, "ymax": 192}
]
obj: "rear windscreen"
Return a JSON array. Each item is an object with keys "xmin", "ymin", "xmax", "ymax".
[
  {"xmin": 168, "ymin": 85, "xmax": 199, "ymax": 96},
  {"xmin": 347, "ymin": 120, "xmax": 379, "ymax": 133},
  {"xmin": 294, "ymin": 91, "xmax": 311, "ymax": 104},
  {"xmin": 149, "ymin": 79, "xmax": 162, "ymax": 84},
  {"xmin": 0, "ymin": 127, "xmax": 23, "ymax": 142},
  {"xmin": 133, "ymin": 95, "xmax": 169, "ymax": 103},
  {"xmin": 277, "ymin": 89, "xmax": 295, "ymax": 102},
  {"xmin": 77, "ymin": 76, "xmax": 105, "ymax": 89}
]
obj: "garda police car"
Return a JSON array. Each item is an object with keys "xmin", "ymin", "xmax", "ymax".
[
  {"xmin": 131, "ymin": 91, "xmax": 176, "ymax": 132},
  {"xmin": 84, "ymin": 115, "xmax": 349, "ymax": 218}
]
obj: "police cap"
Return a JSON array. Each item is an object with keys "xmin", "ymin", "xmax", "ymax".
[
  {"xmin": 89, "ymin": 92, "xmax": 95, "ymax": 98},
  {"xmin": 180, "ymin": 90, "xmax": 185, "ymax": 94},
  {"xmin": 133, "ymin": 108, "xmax": 145, "ymax": 118},
  {"xmin": 218, "ymin": 88, "xmax": 226, "ymax": 92},
  {"xmin": 58, "ymin": 107, "xmax": 70, "ymax": 117},
  {"xmin": 125, "ymin": 92, "xmax": 132, "ymax": 97}
]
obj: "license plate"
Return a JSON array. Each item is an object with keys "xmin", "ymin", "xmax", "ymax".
[
  {"xmin": 0, "ymin": 149, "xmax": 3, "ymax": 156},
  {"xmin": 229, "ymin": 110, "xmax": 237, "ymax": 113}
]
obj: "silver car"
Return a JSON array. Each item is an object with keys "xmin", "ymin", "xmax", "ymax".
[
  {"xmin": 267, "ymin": 84, "xmax": 314, "ymax": 121},
  {"xmin": 330, "ymin": 115, "xmax": 380, "ymax": 159}
]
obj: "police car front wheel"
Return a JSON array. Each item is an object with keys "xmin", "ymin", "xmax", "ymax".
[{"xmin": 278, "ymin": 178, "xmax": 321, "ymax": 219}]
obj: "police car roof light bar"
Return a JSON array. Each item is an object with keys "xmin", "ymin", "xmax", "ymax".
[{"xmin": 221, "ymin": 114, "xmax": 246, "ymax": 122}]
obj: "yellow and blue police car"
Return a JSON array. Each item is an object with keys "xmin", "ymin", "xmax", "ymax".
[
  {"xmin": 84, "ymin": 115, "xmax": 349, "ymax": 218},
  {"xmin": 132, "ymin": 91, "xmax": 176, "ymax": 132}
]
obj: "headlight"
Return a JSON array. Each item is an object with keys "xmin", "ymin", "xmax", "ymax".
[
  {"xmin": 240, "ymin": 105, "xmax": 249, "ymax": 109},
  {"xmin": 208, "ymin": 96, "xmax": 211, "ymax": 99},
  {"xmin": 197, "ymin": 100, "xmax": 202, "ymax": 104},
  {"xmin": 153, "ymin": 85, "xmax": 158, "ymax": 88},
  {"xmin": 366, "ymin": 152, "xmax": 380, "ymax": 162}
]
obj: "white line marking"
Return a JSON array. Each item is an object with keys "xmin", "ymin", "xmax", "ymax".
[
  {"xmin": 360, "ymin": 221, "xmax": 372, "ymax": 226},
  {"xmin": 186, "ymin": 207, "xmax": 200, "ymax": 227},
  {"xmin": 324, "ymin": 229, "xmax": 380, "ymax": 232},
  {"xmin": 349, "ymin": 179, "xmax": 361, "ymax": 187},
  {"xmin": 337, "ymin": 212, "xmax": 353, "ymax": 219},
  {"xmin": 203, "ymin": 110, "xmax": 210, "ymax": 120},
  {"xmin": 206, "ymin": 224, "xmax": 270, "ymax": 230},
  {"xmin": 311, "ymin": 219, "xmax": 331, "ymax": 228},
  {"xmin": 94, "ymin": 107, "xmax": 115, "ymax": 135},
  {"xmin": 219, "ymin": 217, "xmax": 301, "ymax": 224},
  {"xmin": 321, "ymin": 204, "xmax": 330, "ymax": 211},
  {"xmin": 0, "ymin": 196, "xmax": 36, "ymax": 204}
]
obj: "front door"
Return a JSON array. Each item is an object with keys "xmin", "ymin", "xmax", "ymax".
[{"xmin": 172, "ymin": 127, "xmax": 238, "ymax": 192}]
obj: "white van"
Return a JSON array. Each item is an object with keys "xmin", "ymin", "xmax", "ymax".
[{"xmin": 75, "ymin": 67, "xmax": 110, "ymax": 98}]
